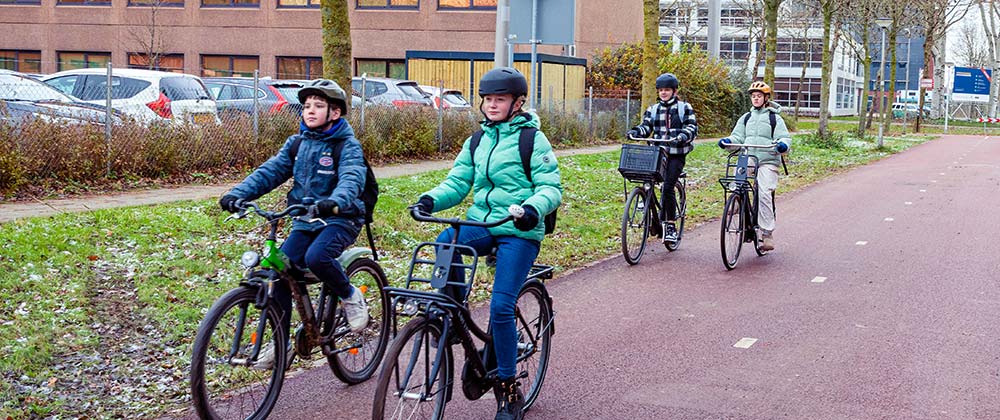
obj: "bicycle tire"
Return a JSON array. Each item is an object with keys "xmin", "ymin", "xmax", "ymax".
[
  {"xmin": 665, "ymin": 180, "xmax": 686, "ymax": 252},
  {"xmin": 720, "ymin": 193, "xmax": 744, "ymax": 270},
  {"xmin": 190, "ymin": 286, "xmax": 287, "ymax": 420},
  {"xmin": 621, "ymin": 186, "xmax": 651, "ymax": 265},
  {"xmin": 515, "ymin": 281, "xmax": 554, "ymax": 411},
  {"xmin": 328, "ymin": 257, "xmax": 392, "ymax": 384},
  {"xmin": 372, "ymin": 316, "xmax": 450, "ymax": 420}
]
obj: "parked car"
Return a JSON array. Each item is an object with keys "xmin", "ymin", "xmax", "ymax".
[
  {"xmin": 351, "ymin": 76, "xmax": 433, "ymax": 108},
  {"xmin": 41, "ymin": 68, "xmax": 218, "ymax": 125},
  {"xmin": 891, "ymin": 102, "xmax": 929, "ymax": 119},
  {"xmin": 419, "ymin": 85, "xmax": 472, "ymax": 110},
  {"xmin": 203, "ymin": 77, "xmax": 305, "ymax": 119},
  {"xmin": 0, "ymin": 70, "xmax": 121, "ymax": 126}
]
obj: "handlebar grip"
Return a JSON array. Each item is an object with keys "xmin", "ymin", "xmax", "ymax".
[{"xmin": 508, "ymin": 204, "xmax": 525, "ymax": 219}]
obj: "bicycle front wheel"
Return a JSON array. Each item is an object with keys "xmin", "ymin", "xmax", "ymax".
[
  {"xmin": 515, "ymin": 281, "xmax": 554, "ymax": 411},
  {"xmin": 190, "ymin": 286, "xmax": 287, "ymax": 420},
  {"xmin": 621, "ymin": 186, "xmax": 651, "ymax": 265},
  {"xmin": 328, "ymin": 257, "xmax": 391, "ymax": 384},
  {"xmin": 665, "ymin": 180, "xmax": 686, "ymax": 252},
  {"xmin": 372, "ymin": 316, "xmax": 450, "ymax": 420},
  {"xmin": 720, "ymin": 193, "xmax": 745, "ymax": 270}
]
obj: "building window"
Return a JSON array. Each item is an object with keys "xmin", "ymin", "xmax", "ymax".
[
  {"xmin": 278, "ymin": 0, "xmax": 318, "ymax": 7},
  {"xmin": 773, "ymin": 77, "xmax": 822, "ymax": 110},
  {"xmin": 57, "ymin": 51, "xmax": 111, "ymax": 71},
  {"xmin": 128, "ymin": 0, "xmax": 183, "ymax": 6},
  {"xmin": 277, "ymin": 57, "xmax": 322, "ymax": 79},
  {"xmin": 202, "ymin": 0, "xmax": 258, "ymax": 7},
  {"xmin": 356, "ymin": 59, "xmax": 405, "ymax": 79},
  {"xmin": 201, "ymin": 55, "xmax": 259, "ymax": 77},
  {"xmin": 57, "ymin": 0, "xmax": 111, "ymax": 5},
  {"xmin": 128, "ymin": 53, "xmax": 184, "ymax": 73},
  {"xmin": 0, "ymin": 50, "xmax": 42, "ymax": 73},
  {"xmin": 357, "ymin": 0, "xmax": 416, "ymax": 8},
  {"xmin": 438, "ymin": 0, "xmax": 494, "ymax": 9}
]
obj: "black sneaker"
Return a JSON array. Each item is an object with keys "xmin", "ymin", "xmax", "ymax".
[
  {"xmin": 663, "ymin": 223, "xmax": 678, "ymax": 242},
  {"xmin": 494, "ymin": 377, "xmax": 525, "ymax": 420}
]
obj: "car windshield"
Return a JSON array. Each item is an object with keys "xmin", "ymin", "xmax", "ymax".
[
  {"xmin": 161, "ymin": 77, "xmax": 212, "ymax": 101},
  {"xmin": 274, "ymin": 86, "xmax": 303, "ymax": 104},
  {"xmin": 0, "ymin": 75, "xmax": 73, "ymax": 102},
  {"xmin": 396, "ymin": 83, "xmax": 428, "ymax": 101},
  {"xmin": 442, "ymin": 92, "xmax": 470, "ymax": 106}
]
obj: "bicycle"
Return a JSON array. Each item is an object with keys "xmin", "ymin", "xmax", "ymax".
[
  {"xmin": 618, "ymin": 134, "xmax": 688, "ymax": 265},
  {"xmin": 371, "ymin": 205, "xmax": 555, "ymax": 420},
  {"xmin": 718, "ymin": 143, "xmax": 777, "ymax": 270},
  {"xmin": 190, "ymin": 202, "xmax": 391, "ymax": 420}
]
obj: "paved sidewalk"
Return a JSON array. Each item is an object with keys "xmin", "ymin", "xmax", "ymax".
[{"xmin": 0, "ymin": 144, "xmax": 620, "ymax": 223}]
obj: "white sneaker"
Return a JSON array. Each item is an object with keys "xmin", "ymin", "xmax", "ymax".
[
  {"xmin": 253, "ymin": 343, "xmax": 275, "ymax": 370},
  {"xmin": 341, "ymin": 285, "xmax": 370, "ymax": 333}
]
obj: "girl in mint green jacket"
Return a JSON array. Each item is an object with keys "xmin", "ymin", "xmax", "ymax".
[{"xmin": 410, "ymin": 67, "xmax": 561, "ymax": 420}]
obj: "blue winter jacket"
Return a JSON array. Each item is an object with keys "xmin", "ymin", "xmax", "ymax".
[{"xmin": 228, "ymin": 119, "xmax": 367, "ymax": 232}]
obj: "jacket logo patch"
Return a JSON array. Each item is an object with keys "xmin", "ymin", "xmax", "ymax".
[
  {"xmin": 319, "ymin": 156, "xmax": 334, "ymax": 166},
  {"xmin": 317, "ymin": 170, "xmax": 335, "ymax": 175}
]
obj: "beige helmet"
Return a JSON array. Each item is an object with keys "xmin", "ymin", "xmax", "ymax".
[{"xmin": 298, "ymin": 79, "xmax": 349, "ymax": 117}]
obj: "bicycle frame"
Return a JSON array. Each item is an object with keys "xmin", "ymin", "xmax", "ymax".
[
  {"xmin": 384, "ymin": 209, "xmax": 555, "ymax": 400},
  {"xmin": 719, "ymin": 144, "xmax": 775, "ymax": 237}
]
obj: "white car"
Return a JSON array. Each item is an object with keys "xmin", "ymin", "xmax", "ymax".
[
  {"xmin": 41, "ymin": 68, "xmax": 218, "ymax": 124},
  {"xmin": 419, "ymin": 85, "xmax": 472, "ymax": 110}
]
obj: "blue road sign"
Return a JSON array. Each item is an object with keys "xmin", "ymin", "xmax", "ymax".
[{"xmin": 952, "ymin": 66, "xmax": 991, "ymax": 102}]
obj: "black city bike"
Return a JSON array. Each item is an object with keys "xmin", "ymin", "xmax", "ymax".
[
  {"xmin": 371, "ymin": 205, "xmax": 555, "ymax": 420},
  {"xmin": 718, "ymin": 143, "xmax": 777, "ymax": 270},
  {"xmin": 618, "ymin": 134, "xmax": 688, "ymax": 265},
  {"xmin": 190, "ymin": 202, "xmax": 390, "ymax": 420}
]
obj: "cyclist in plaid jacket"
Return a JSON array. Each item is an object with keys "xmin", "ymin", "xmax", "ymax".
[{"xmin": 627, "ymin": 72, "xmax": 698, "ymax": 242}]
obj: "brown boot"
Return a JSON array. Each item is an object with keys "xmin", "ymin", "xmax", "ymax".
[{"xmin": 760, "ymin": 233, "xmax": 775, "ymax": 251}]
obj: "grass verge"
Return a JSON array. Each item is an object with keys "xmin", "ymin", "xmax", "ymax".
[{"xmin": 0, "ymin": 133, "xmax": 928, "ymax": 418}]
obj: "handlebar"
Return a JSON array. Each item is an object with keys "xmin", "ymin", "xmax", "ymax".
[
  {"xmin": 722, "ymin": 142, "xmax": 778, "ymax": 150},
  {"xmin": 226, "ymin": 202, "xmax": 326, "ymax": 225},
  {"xmin": 626, "ymin": 134, "xmax": 676, "ymax": 144},
  {"xmin": 409, "ymin": 204, "xmax": 523, "ymax": 228}
]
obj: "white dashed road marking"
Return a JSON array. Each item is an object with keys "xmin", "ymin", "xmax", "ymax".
[
  {"xmin": 734, "ymin": 338, "xmax": 758, "ymax": 349},
  {"xmin": 884, "ymin": 217, "xmax": 894, "ymax": 221},
  {"xmin": 856, "ymin": 241, "xmax": 868, "ymax": 245},
  {"xmin": 920, "ymin": 189, "xmax": 927, "ymax": 193},
  {"xmin": 905, "ymin": 201, "xmax": 913, "ymax": 205},
  {"xmin": 939, "ymin": 173, "xmax": 946, "ymax": 175},
  {"xmin": 811, "ymin": 276, "xmax": 827, "ymax": 283}
]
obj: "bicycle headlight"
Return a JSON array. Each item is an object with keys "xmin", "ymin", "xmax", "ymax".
[
  {"xmin": 240, "ymin": 251, "xmax": 260, "ymax": 269},
  {"xmin": 401, "ymin": 299, "xmax": 419, "ymax": 316}
]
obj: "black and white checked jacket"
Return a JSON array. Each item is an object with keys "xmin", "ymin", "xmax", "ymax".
[{"xmin": 632, "ymin": 98, "xmax": 698, "ymax": 155}]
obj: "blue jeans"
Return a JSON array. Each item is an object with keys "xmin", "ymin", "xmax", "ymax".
[
  {"xmin": 273, "ymin": 224, "xmax": 358, "ymax": 336},
  {"xmin": 435, "ymin": 226, "xmax": 540, "ymax": 380}
]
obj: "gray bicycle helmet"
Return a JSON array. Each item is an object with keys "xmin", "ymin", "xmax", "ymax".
[
  {"xmin": 298, "ymin": 79, "xmax": 349, "ymax": 117},
  {"xmin": 478, "ymin": 67, "xmax": 529, "ymax": 98},
  {"xmin": 656, "ymin": 73, "xmax": 679, "ymax": 90}
]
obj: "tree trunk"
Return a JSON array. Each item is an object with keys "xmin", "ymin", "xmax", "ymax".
[
  {"xmin": 322, "ymin": 0, "xmax": 352, "ymax": 105},
  {"xmin": 982, "ymin": 0, "xmax": 999, "ymax": 118},
  {"xmin": 818, "ymin": 0, "xmax": 836, "ymax": 136},
  {"xmin": 857, "ymin": 27, "xmax": 872, "ymax": 137},
  {"xmin": 642, "ymin": 0, "xmax": 659, "ymax": 110},
  {"xmin": 795, "ymin": 40, "xmax": 808, "ymax": 120},
  {"xmin": 930, "ymin": 34, "xmax": 946, "ymax": 120},
  {"xmin": 763, "ymin": 0, "xmax": 781, "ymax": 86},
  {"xmin": 882, "ymin": 25, "xmax": 900, "ymax": 136}
]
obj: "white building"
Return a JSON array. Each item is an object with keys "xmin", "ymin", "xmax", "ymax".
[{"xmin": 658, "ymin": 0, "xmax": 864, "ymax": 116}]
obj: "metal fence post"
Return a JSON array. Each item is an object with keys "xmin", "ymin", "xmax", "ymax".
[
  {"xmin": 360, "ymin": 73, "xmax": 367, "ymax": 135},
  {"xmin": 105, "ymin": 62, "xmax": 113, "ymax": 177},
  {"xmin": 548, "ymin": 85, "xmax": 553, "ymax": 111},
  {"xmin": 253, "ymin": 70, "xmax": 260, "ymax": 140},
  {"xmin": 625, "ymin": 89, "xmax": 631, "ymax": 132},
  {"xmin": 588, "ymin": 86, "xmax": 593, "ymax": 134},
  {"xmin": 437, "ymin": 79, "xmax": 444, "ymax": 153}
]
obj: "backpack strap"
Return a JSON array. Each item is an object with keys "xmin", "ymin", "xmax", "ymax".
[
  {"xmin": 769, "ymin": 111, "xmax": 777, "ymax": 138},
  {"xmin": 469, "ymin": 129, "xmax": 485, "ymax": 167},
  {"xmin": 518, "ymin": 127, "xmax": 538, "ymax": 183},
  {"xmin": 289, "ymin": 136, "xmax": 303, "ymax": 161},
  {"xmin": 742, "ymin": 112, "xmax": 751, "ymax": 127}
]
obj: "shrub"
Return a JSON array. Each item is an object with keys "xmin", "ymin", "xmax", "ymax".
[{"xmin": 802, "ymin": 130, "xmax": 846, "ymax": 149}]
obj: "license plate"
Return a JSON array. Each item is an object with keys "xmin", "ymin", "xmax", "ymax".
[{"xmin": 192, "ymin": 113, "xmax": 214, "ymax": 125}]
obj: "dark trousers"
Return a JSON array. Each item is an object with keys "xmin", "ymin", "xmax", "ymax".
[{"xmin": 660, "ymin": 154, "xmax": 686, "ymax": 222}]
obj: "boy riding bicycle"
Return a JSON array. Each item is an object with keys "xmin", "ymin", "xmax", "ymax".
[
  {"xmin": 410, "ymin": 67, "xmax": 562, "ymax": 420},
  {"xmin": 718, "ymin": 80, "xmax": 792, "ymax": 251},
  {"xmin": 627, "ymin": 72, "xmax": 698, "ymax": 243},
  {"xmin": 218, "ymin": 79, "xmax": 371, "ymax": 367}
]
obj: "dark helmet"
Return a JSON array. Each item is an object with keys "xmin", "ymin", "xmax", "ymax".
[
  {"xmin": 298, "ymin": 79, "xmax": 349, "ymax": 117},
  {"xmin": 478, "ymin": 67, "xmax": 529, "ymax": 98},
  {"xmin": 656, "ymin": 73, "xmax": 679, "ymax": 90}
]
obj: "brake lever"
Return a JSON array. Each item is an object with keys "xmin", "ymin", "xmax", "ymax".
[{"xmin": 297, "ymin": 205, "xmax": 329, "ymax": 226}]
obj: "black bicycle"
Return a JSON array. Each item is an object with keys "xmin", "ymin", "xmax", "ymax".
[
  {"xmin": 190, "ymin": 202, "xmax": 390, "ymax": 420},
  {"xmin": 371, "ymin": 205, "xmax": 555, "ymax": 420},
  {"xmin": 718, "ymin": 143, "xmax": 776, "ymax": 270},
  {"xmin": 618, "ymin": 134, "xmax": 688, "ymax": 265}
]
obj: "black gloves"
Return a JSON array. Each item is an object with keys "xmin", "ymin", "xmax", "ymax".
[
  {"xmin": 627, "ymin": 128, "xmax": 641, "ymax": 139},
  {"xmin": 317, "ymin": 199, "xmax": 338, "ymax": 217},
  {"xmin": 513, "ymin": 205, "xmax": 540, "ymax": 231},
  {"xmin": 219, "ymin": 194, "xmax": 243, "ymax": 213},
  {"xmin": 412, "ymin": 196, "xmax": 434, "ymax": 214}
]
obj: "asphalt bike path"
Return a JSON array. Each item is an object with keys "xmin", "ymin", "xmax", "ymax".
[{"xmin": 172, "ymin": 135, "xmax": 1000, "ymax": 419}]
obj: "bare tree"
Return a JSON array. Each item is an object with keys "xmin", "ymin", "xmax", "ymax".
[
  {"xmin": 762, "ymin": 0, "xmax": 783, "ymax": 86},
  {"xmin": 643, "ymin": 0, "xmax": 660, "ymax": 110},
  {"xmin": 954, "ymin": 18, "xmax": 990, "ymax": 67},
  {"xmin": 126, "ymin": 0, "xmax": 170, "ymax": 71},
  {"xmin": 729, "ymin": 0, "xmax": 766, "ymax": 77},
  {"xmin": 878, "ymin": 0, "xmax": 911, "ymax": 138},
  {"xmin": 978, "ymin": 0, "xmax": 1000, "ymax": 117},
  {"xmin": 817, "ymin": 0, "xmax": 846, "ymax": 136},
  {"xmin": 322, "ymin": 0, "xmax": 351, "ymax": 102},
  {"xmin": 912, "ymin": 0, "xmax": 971, "ymax": 132},
  {"xmin": 779, "ymin": 2, "xmax": 818, "ymax": 121},
  {"xmin": 840, "ymin": 0, "xmax": 880, "ymax": 136}
]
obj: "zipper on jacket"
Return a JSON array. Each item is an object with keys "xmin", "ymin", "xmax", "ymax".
[{"xmin": 481, "ymin": 126, "xmax": 501, "ymax": 221}]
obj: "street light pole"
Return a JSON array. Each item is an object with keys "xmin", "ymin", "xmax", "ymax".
[
  {"xmin": 903, "ymin": 28, "xmax": 911, "ymax": 134},
  {"xmin": 876, "ymin": 23, "xmax": 887, "ymax": 148}
]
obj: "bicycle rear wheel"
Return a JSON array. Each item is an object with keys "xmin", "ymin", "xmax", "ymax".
[
  {"xmin": 190, "ymin": 286, "xmax": 287, "ymax": 420},
  {"xmin": 327, "ymin": 257, "xmax": 391, "ymax": 384},
  {"xmin": 621, "ymin": 186, "xmax": 651, "ymax": 265},
  {"xmin": 514, "ymin": 281, "xmax": 554, "ymax": 411},
  {"xmin": 720, "ymin": 193, "xmax": 745, "ymax": 270},
  {"xmin": 665, "ymin": 180, "xmax": 686, "ymax": 252},
  {"xmin": 372, "ymin": 316, "xmax": 450, "ymax": 420}
]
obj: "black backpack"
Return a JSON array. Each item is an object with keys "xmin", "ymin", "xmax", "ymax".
[
  {"xmin": 469, "ymin": 127, "xmax": 558, "ymax": 235},
  {"xmin": 290, "ymin": 137, "xmax": 380, "ymax": 256}
]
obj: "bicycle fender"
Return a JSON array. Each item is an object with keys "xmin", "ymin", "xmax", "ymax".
[
  {"xmin": 523, "ymin": 280, "xmax": 556, "ymax": 337},
  {"xmin": 336, "ymin": 247, "xmax": 372, "ymax": 268}
]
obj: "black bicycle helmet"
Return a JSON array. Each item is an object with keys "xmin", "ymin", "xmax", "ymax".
[
  {"xmin": 656, "ymin": 73, "xmax": 680, "ymax": 90},
  {"xmin": 298, "ymin": 79, "xmax": 349, "ymax": 117},
  {"xmin": 478, "ymin": 67, "xmax": 529, "ymax": 98}
]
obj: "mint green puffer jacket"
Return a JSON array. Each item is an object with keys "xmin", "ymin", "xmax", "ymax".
[
  {"xmin": 727, "ymin": 102, "xmax": 792, "ymax": 167},
  {"xmin": 422, "ymin": 112, "xmax": 562, "ymax": 242}
]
